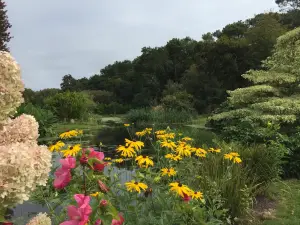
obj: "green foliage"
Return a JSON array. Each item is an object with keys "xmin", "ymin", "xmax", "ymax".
[
  {"xmin": 209, "ymin": 28, "xmax": 300, "ymax": 140},
  {"xmin": 126, "ymin": 108, "xmax": 194, "ymax": 124},
  {"xmin": 276, "ymin": 0, "xmax": 300, "ymax": 10},
  {"xmin": 95, "ymin": 102, "xmax": 130, "ymax": 115},
  {"xmin": 161, "ymin": 81, "xmax": 195, "ymax": 112},
  {"xmin": 16, "ymin": 103, "xmax": 58, "ymax": 138},
  {"xmin": 23, "ymin": 88, "xmax": 61, "ymax": 107},
  {"xmin": 45, "ymin": 91, "xmax": 95, "ymax": 120},
  {"xmin": 0, "ymin": 1, "xmax": 11, "ymax": 51}
]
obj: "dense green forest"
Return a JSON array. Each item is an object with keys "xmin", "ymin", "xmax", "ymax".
[{"xmin": 23, "ymin": 4, "xmax": 300, "ymax": 115}]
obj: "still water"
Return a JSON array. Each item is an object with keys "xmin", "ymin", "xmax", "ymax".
[{"xmin": 12, "ymin": 124, "xmax": 215, "ymax": 224}]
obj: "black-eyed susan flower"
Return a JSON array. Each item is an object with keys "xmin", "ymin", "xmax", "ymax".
[
  {"xmin": 176, "ymin": 143, "xmax": 192, "ymax": 157},
  {"xmin": 116, "ymin": 145, "xmax": 136, "ymax": 158},
  {"xmin": 61, "ymin": 144, "xmax": 81, "ymax": 157},
  {"xmin": 125, "ymin": 139, "xmax": 144, "ymax": 151},
  {"xmin": 125, "ymin": 180, "xmax": 148, "ymax": 193},
  {"xmin": 195, "ymin": 148, "xmax": 207, "ymax": 158},
  {"xmin": 191, "ymin": 191, "xmax": 203, "ymax": 200},
  {"xmin": 114, "ymin": 158, "xmax": 124, "ymax": 163},
  {"xmin": 48, "ymin": 141, "xmax": 65, "ymax": 152},
  {"xmin": 169, "ymin": 182, "xmax": 192, "ymax": 198},
  {"xmin": 181, "ymin": 137, "xmax": 193, "ymax": 142},
  {"xmin": 155, "ymin": 130, "xmax": 166, "ymax": 135},
  {"xmin": 59, "ymin": 130, "xmax": 81, "ymax": 139},
  {"xmin": 104, "ymin": 157, "xmax": 111, "ymax": 161},
  {"xmin": 135, "ymin": 155, "xmax": 154, "ymax": 168},
  {"xmin": 224, "ymin": 152, "xmax": 242, "ymax": 164},
  {"xmin": 208, "ymin": 147, "xmax": 221, "ymax": 153},
  {"xmin": 156, "ymin": 133, "xmax": 176, "ymax": 140},
  {"xmin": 124, "ymin": 123, "xmax": 130, "ymax": 127},
  {"xmin": 160, "ymin": 140, "xmax": 177, "ymax": 150},
  {"xmin": 161, "ymin": 168, "xmax": 177, "ymax": 177},
  {"xmin": 165, "ymin": 153, "xmax": 182, "ymax": 161},
  {"xmin": 135, "ymin": 131, "xmax": 146, "ymax": 137}
]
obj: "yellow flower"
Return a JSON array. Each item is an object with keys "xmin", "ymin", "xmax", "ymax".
[
  {"xmin": 124, "ymin": 124, "xmax": 130, "ymax": 127},
  {"xmin": 161, "ymin": 168, "xmax": 177, "ymax": 177},
  {"xmin": 224, "ymin": 152, "xmax": 242, "ymax": 164},
  {"xmin": 160, "ymin": 140, "xmax": 177, "ymax": 150},
  {"xmin": 61, "ymin": 144, "xmax": 81, "ymax": 157},
  {"xmin": 208, "ymin": 147, "xmax": 221, "ymax": 153},
  {"xmin": 135, "ymin": 128, "xmax": 152, "ymax": 137},
  {"xmin": 165, "ymin": 153, "xmax": 182, "ymax": 161},
  {"xmin": 224, "ymin": 153, "xmax": 233, "ymax": 160},
  {"xmin": 233, "ymin": 157, "xmax": 242, "ymax": 164},
  {"xmin": 169, "ymin": 182, "xmax": 192, "ymax": 198},
  {"xmin": 195, "ymin": 148, "xmax": 207, "ymax": 158},
  {"xmin": 155, "ymin": 130, "xmax": 166, "ymax": 135},
  {"xmin": 90, "ymin": 192, "xmax": 99, "ymax": 197},
  {"xmin": 125, "ymin": 180, "xmax": 148, "ymax": 193},
  {"xmin": 48, "ymin": 141, "xmax": 65, "ymax": 152},
  {"xmin": 181, "ymin": 137, "xmax": 193, "ymax": 142},
  {"xmin": 114, "ymin": 158, "xmax": 124, "ymax": 163},
  {"xmin": 125, "ymin": 139, "xmax": 144, "ymax": 151},
  {"xmin": 136, "ymin": 131, "xmax": 146, "ymax": 137},
  {"xmin": 191, "ymin": 191, "xmax": 203, "ymax": 200},
  {"xmin": 156, "ymin": 133, "xmax": 175, "ymax": 140},
  {"xmin": 135, "ymin": 155, "xmax": 154, "ymax": 168},
  {"xmin": 175, "ymin": 143, "xmax": 192, "ymax": 157},
  {"xmin": 116, "ymin": 145, "xmax": 136, "ymax": 158},
  {"xmin": 104, "ymin": 157, "xmax": 111, "ymax": 161},
  {"xmin": 59, "ymin": 130, "xmax": 81, "ymax": 139},
  {"xmin": 77, "ymin": 130, "xmax": 83, "ymax": 135}
]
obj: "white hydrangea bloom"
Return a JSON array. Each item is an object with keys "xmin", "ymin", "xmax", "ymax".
[
  {"xmin": 26, "ymin": 213, "xmax": 51, "ymax": 225},
  {"xmin": 0, "ymin": 141, "xmax": 52, "ymax": 207},
  {"xmin": 0, "ymin": 51, "xmax": 24, "ymax": 123},
  {"xmin": 0, "ymin": 114, "xmax": 39, "ymax": 145}
]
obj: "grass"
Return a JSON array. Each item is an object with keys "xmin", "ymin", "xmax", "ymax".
[{"xmin": 254, "ymin": 180, "xmax": 300, "ymax": 225}]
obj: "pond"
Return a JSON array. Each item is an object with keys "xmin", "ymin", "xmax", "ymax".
[{"xmin": 12, "ymin": 123, "xmax": 215, "ymax": 224}]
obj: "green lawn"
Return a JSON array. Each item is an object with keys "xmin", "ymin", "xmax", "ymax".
[{"xmin": 256, "ymin": 180, "xmax": 300, "ymax": 225}]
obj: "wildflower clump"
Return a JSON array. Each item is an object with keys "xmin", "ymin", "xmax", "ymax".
[{"xmin": 0, "ymin": 51, "xmax": 24, "ymax": 124}]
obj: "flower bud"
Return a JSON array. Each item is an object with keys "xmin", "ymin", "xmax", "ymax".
[
  {"xmin": 100, "ymin": 199, "xmax": 108, "ymax": 207},
  {"xmin": 98, "ymin": 180, "xmax": 109, "ymax": 193}
]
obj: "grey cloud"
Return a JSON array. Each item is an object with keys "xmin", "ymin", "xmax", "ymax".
[{"xmin": 6, "ymin": 0, "xmax": 278, "ymax": 90}]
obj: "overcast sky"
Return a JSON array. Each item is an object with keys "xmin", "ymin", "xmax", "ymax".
[{"xmin": 6, "ymin": 0, "xmax": 278, "ymax": 90}]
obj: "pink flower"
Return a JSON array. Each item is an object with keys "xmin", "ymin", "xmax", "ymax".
[
  {"xmin": 111, "ymin": 213, "xmax": 124, "ymax": 225},
  {"xmin": 54, "ymin": 156, "xmax": 76, "ymax": 189},
  {"xmin": 182, "ymin": 193, "xmax": 191, "ymax": 202},
  {"xmin": 94, "ymin": 219, "xmax": 102, "ymax": 225},
  {"xmin": 88, "ymin": 149, "xmax": 107, "ymax": 172},
  {"xmin": 60, "ymin": 194, "xmax": 92, "ymax": 225},
  {"xmin": 100, "ymin": 199, "xmax": 108, "ymax": 207}
]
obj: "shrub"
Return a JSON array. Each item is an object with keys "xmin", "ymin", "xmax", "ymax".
[
  {"xmin": 95, "ymin": 102, "xmax": 131, "ymax": 115},
  {"xmin": 16, "ymin": 103, "xmax": 58, "ymax": 138},
  {"xmin": 126, "ymin": 108, "xmax": 195, "ymax": 124},
  {"xmin": 45, "ymin": 91, "xmax": 95, "ymax": 120}
]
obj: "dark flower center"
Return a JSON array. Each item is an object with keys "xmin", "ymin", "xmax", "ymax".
[
  {"xmin": 143, "ymin": 156, "xmax": 147, "ymax": 159},
  {"xmin": 70, "ymin": 147, "xmax": 73, "ymax": 150},
  {"xmin": 134, "ymin": 182, "xmax": 139, "ymax": 185},
  {"xmin": 194, "ymin": 192, "xmax": 197, "ymax": 194},
  {"xmin": 178, "ymin": 183, "xmax": 182, "ymax": 187}
]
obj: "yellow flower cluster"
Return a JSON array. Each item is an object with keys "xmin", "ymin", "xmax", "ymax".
[
  {"xmin": 125, "ymin": 180, "xmax": 148, "ymax": 193},
  {"xmin": 116, "ymin": 138, "xmax": 145, "ymax": 158},
  {"xmin": 135, "ymin": 128, "xmax": 152, "ymax": 137},
  {"xmin": 59, "ymin": 129, "xmax": 83, "ymax": 139},
  {"xmin": 224, "ymin": 152, "xmax": 242, "ymax": 164}
]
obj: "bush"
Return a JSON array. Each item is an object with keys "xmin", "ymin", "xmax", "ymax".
[
  {"xmin": 126, "ymin": 108, "xmax": 195, "ymax": 124},
  {"xmin": 95, "ymin": 102, "xmax": 131, "ymax": 115},
  {"xmin": 45, "ymin": 91, "xmax": 95, "ymax": 120},
  {"xmin": 16, "ymin": 103, "xmax": 58, "ymax": 138}
]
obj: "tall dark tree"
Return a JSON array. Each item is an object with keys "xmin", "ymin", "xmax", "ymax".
[
  {"xmin": 0, "ymin": 0, "xmax": 12, "ymax": 51},
  {"xmin": 276, "ymin": 0, "xmax": 300, "ymax": 10}
]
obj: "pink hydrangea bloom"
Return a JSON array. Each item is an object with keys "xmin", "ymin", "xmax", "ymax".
[
  {"xmin": 54, "ymin": 156, "xmax": 76, "ymax": 189},
  {"xmin": 60, "ymin": 194, "xmax": 92, "ymax": 225}
]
